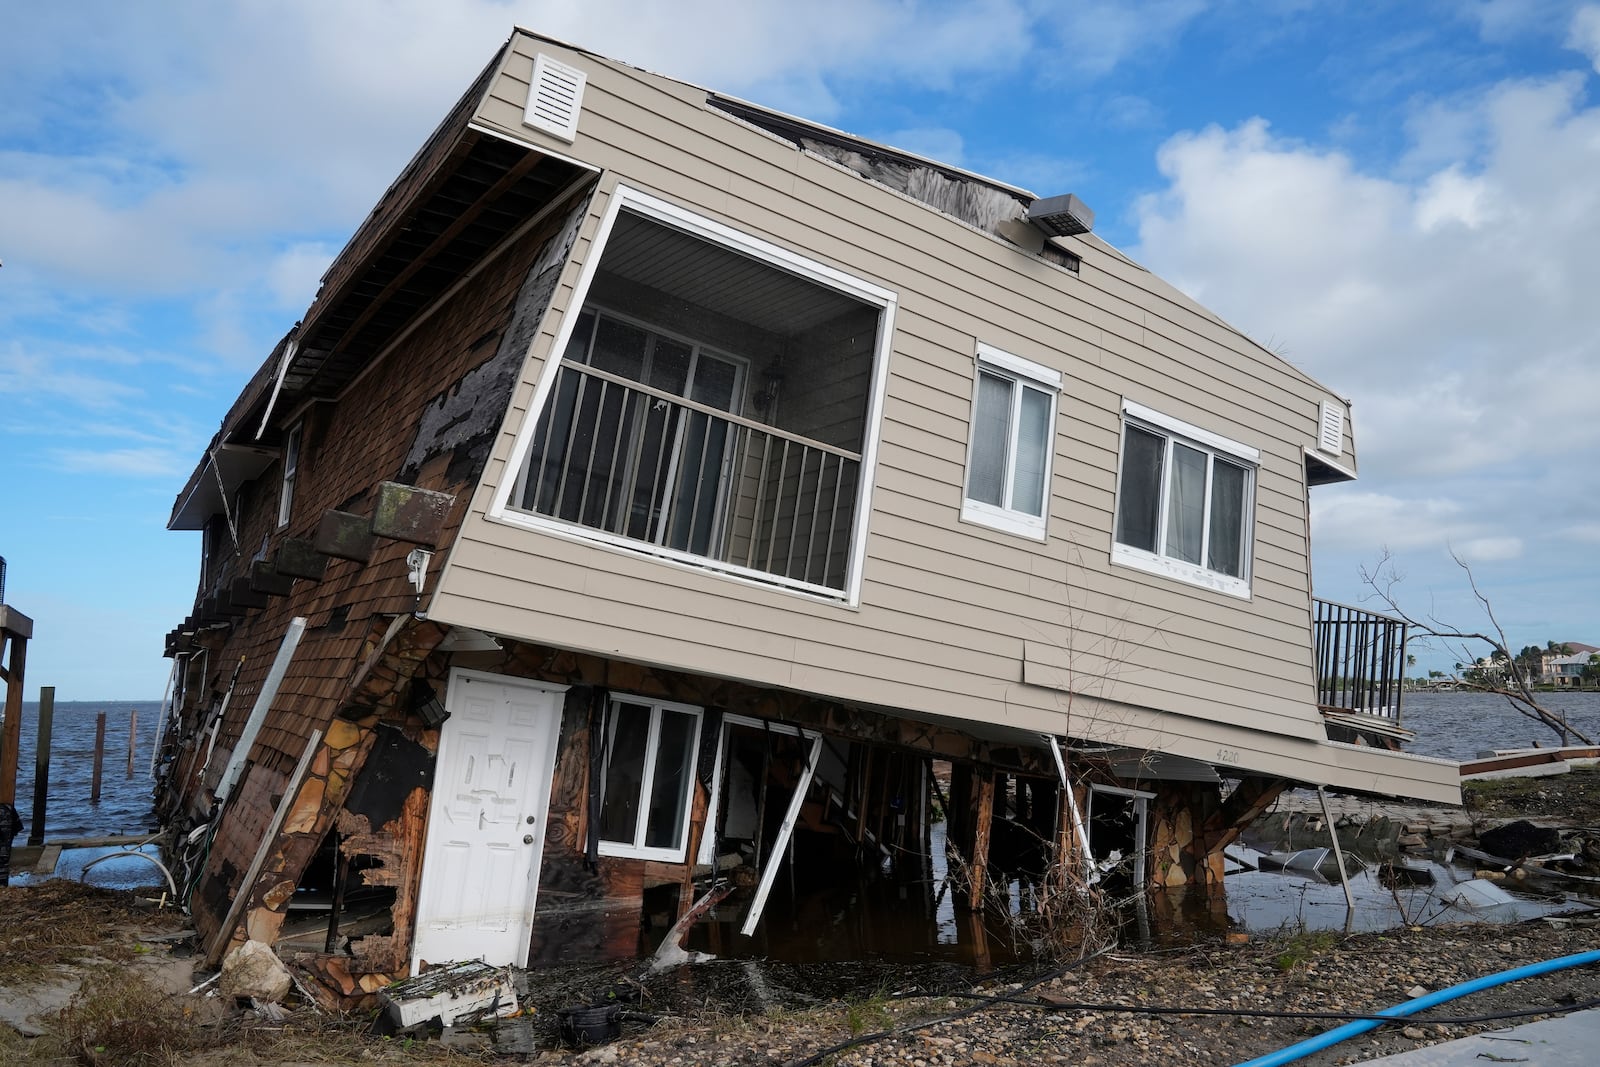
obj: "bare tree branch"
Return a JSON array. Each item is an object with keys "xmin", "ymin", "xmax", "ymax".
[{"xmin": 1358, "ymin": 549, "xmax": 1591, "ymax": 746}]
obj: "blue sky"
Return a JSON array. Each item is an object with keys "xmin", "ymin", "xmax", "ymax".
[{"xmin": 3, "ymin": 0, "xmax": 1598, "ymax": 698}]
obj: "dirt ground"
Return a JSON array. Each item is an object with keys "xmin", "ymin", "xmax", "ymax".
[
  {"xmin": 1464, "ymin": 767, "xmax": 1600, "ymax": 826},
  {"xmin": 4, "ymin": 776, "xmax": 1600, "ymax": 1066}
]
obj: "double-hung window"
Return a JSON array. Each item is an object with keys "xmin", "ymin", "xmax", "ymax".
[
  {"xmin": 1111, "ymin": 400, "xmax": 1257, "ymax": 598},
  {"xmin": 596, "ymin": 696, "xmax": 702, "ymax": 861},
  {"xmin": 961, "ymin": 345, "xmax": 1061, "ymax": 540},
  {"xmin": 278, "ymin": 424, "xmax": 301, "ymax": 529}
]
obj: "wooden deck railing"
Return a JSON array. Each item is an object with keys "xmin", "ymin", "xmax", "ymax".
[
  {"xmin": 519, "ymin": 361, "xmax": 860, "ymax": 594},
  {"xmin": 1313, "ymin": 597, "xmax": 1408, "ymax": 724}
]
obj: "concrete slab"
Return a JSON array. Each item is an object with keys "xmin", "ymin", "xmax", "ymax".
[{"xmin": 1362, "ymin": 1009, "xmax": 1600, "ymax": 1065}]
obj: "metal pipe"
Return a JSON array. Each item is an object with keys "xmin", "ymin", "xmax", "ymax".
[
  {"xmin": 1045, "ymin": 736, "xmax": 1094, "ymax": 884},
  {"xmin": 1317, "ymin": 786, "xmax": 1355, "ymax": 910}
]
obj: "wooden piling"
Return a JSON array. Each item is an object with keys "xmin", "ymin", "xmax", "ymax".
[
  {"xmin": 90, "ymin": 712, "xmax": 106, "ymax": 804},
  {"xmin": 967, "ymin": 771, "xmax": 995, "ymax": 910},
  {"xmin": 0, "ymin": 612, "xmax": 28, "ymax": 806},
  {"xmin": 126, "ymin": 709, "xmax": 138, "ymax": 778},
  {"xmin": 27, "ymin": 686, "xmax": 53, "ymax": 846}
]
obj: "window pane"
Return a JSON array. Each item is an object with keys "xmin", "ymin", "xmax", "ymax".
[
  {"xmin": 1010, "ymin": 385, "xmax": 1051, "ymax": 518},
  {"xmin": 689, "ymin": 352, "xmax": 740, "ymax": 412},
  {"xmin": 967, "ymin": 371, "xmax": 1012, "ymax": 507},
  {"xmin": 647, "ymin": 337, "xmax": 691, "ymax": 396},
  {"xmin": 1115, "ymin": 426, "xmax": 1164, "ymax": 552},
  {"xmin": 598, "ymin": 702, "xmax": 652, "ymax": 844},
  {"xmin": 1165, "ymin": 443, "xmax": 1207, "ymax": 565},
  {"xmin": 562, "ymin": 310, "xmax": 597, "ymax": 362},
  {"xmin": 643, "ymin": 709, "xmax": 697, "ymax": 850},
  {"xmin": 590, "ymin": 316, "xmax": 648, "ymax": 380},
  {"xmin": 1208, "ymin": 459, "xmax": 1248, "ymax": 577}
]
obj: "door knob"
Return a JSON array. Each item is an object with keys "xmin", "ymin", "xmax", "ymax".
[{"xmin": 523, "ymin": 834, "xmax": 535, "ymax": 845}]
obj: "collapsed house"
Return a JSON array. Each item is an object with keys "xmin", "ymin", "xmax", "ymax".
[{"xmin": 154, "ymin": 28, "xmax": 1459, "ymax": 1000}]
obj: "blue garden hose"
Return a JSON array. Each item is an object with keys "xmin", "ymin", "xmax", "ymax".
[{"xmin": 1233, "ymin": 948, "xmax": 1600, "ymax": 1067}]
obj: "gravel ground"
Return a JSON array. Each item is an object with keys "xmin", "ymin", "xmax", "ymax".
[
  {"xmin": 8, "ymin": 776, "xmax": 1600, "ymax": 1065},
  {"xmin": 566, "ymin": 921, "xmax": 1600, "ymax": 1067}
]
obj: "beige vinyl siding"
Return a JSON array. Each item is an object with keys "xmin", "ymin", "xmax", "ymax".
[{"xmin": 428, "ymin": 31, "xmax": 1446, "ymax": 797}]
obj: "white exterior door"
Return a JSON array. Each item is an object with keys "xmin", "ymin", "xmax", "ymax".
[{"xmin": 410, "ymin": 670, "xmax": 567, "ymax": 972}]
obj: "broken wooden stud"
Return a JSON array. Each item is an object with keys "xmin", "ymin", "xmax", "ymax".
[
  {"xmin": 370, "ymin": 482, "xmax": 454, "ymax": 546},
  {"xmin": 643, "ymin": 880, "xmax": 733, "ymax": 975},
  {"xmin": 315, "ymin": 510, "xmax": 376, "ymax": 563},
  {"xmin": 275, "ymin": 539, "xmax": 329, "ymax": 580}
]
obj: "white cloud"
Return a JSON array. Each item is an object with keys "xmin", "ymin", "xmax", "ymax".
[
  {"xmin": 1135, "ymin": 72, "xmax": 1600, "ymax": 575},
  {"xmin": 1567, "ymin": 4, "xmax": 1600, "ymax": 67},
  {"xmin": 1455, "ymin": 536, "xmax": 1525, "ymax": 562},
  {"xmin": 266, "ymin": 243, "xmax": 337, "ymax": 312},
  {"xmin": 51, "ymin": 447, "xmax": 191, "ymax": 478},
  {"xmin": 1033, "ymin": 0, "xmax": 1208, "ymax": 78},
  {"xmin": 882, "ymin": 128, "xmax": 967, "ymax": 166},
  {"xmin": 1310, "ymin": 491, "xmax": 1485, "ymax": 555}
]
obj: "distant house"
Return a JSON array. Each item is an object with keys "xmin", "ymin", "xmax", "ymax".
[
  {"xmin": 154, "ymin": 29, "xmax": 1457, "ymax": 1001},
  {"xmin": 1543, "ymin": 644, "xmax": 1600, "ymax": 687}
]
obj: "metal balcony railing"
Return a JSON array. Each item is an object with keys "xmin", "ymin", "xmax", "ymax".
[
  {"xmin": 1313, "ymin": 597, "xmax": 1408, "ymax": 723},
  {"xmin": 519, "ymin": 361, "xmax": 860, "ymax": 594}
]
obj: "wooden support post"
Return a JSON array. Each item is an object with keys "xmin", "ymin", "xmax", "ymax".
[
  {"xmin": 90, "ymin": 712, "xmax": 106, "ymax": 804},
  {"xmin": 948, "ymin": 762, "xmax": 972, "ymax": 858},
  {"xmin": 325, "ymin": 834, "xmax": 350, "ymax": 954},
  {"xmin": 966, "ymin": 771, "xmax": 995, "ymax": 910},
  {"xmin": 126, "ymin": 708, "xmax": 138, "ymax": 778},
  {"xmin": 0, "ymin": 624, "xmax": 26, "ymax": 806},
  {"xmin": 854, "ymin": 747, "xmax": 874, "ymax": 849},
  {"xmin": 27, "ymin": 687, "xmax": 53, "ymax": 846}
]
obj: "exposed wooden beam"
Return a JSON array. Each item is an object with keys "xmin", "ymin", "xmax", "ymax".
[{"xmin": 322, "ymin": 149, "xmax": 548, "ymax": 355}]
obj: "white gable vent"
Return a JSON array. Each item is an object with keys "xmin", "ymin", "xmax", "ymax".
[
  {"xmin": 524, "ymin": 53, "xmax": 586, "ymax": 143},
  {"xmin": 1318, "ymin": 400, "xmax": 1344, "ymax": 455}
]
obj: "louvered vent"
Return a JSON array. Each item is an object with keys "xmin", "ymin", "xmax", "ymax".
[
  {"xmin": 1318, "ymin": 400, "xmax": 1344, "ymax": 454},
  {"xmin": 524, "ymin": 53, "xmax": 586, "ymax": 143}
]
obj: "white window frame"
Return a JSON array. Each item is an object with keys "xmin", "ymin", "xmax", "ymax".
[
  {"xmin": 277, "ymin": 423, "xmax": 301, "ymax": 529},
  {"xmin": 959, "ymin": 344, "xmax": 1062, "ymax": 541},
  {"xmin": 1110, "ymin": 399, "xmax": 1258, "ymax": 600},
  {"xmin": 488, "ymin": 183, "xmax": 899, "ymax": 609},
  {"xmin": 1086, "ymin": 783, "xmax": 1155, "ymax": 889},
  {"xmin": 596, "ymin": 695, "xmax": 704, "ymax": 862},
  {"xmin": 694, "ymin": 713, "xmax": 822, "ymax": 865}
]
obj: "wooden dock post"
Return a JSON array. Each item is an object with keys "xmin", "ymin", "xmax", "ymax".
[
  {"xmin": 90, "ymin": 712, "xmax": 106, "ymax": 803},
  {"xmin": 27, "ymin": 686, "xmax": 53, "ymax": 846},
  {"xmin": 126, "ymin": 709, "xmax": 138, "ymax": 778},
  {"xmin": 0, "ymin": 601, "xmax": 32, "ymax": 807}
]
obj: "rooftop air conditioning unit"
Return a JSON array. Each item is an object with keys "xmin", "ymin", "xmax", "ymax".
[{"xmin": 1026, "ymin": 193, "xmax": 1095, "ymax": 238}]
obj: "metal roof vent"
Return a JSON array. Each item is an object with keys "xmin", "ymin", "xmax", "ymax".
[{"xmin": 1026, "ymin": 193, "xmax": 1095, "ymax": 238}]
